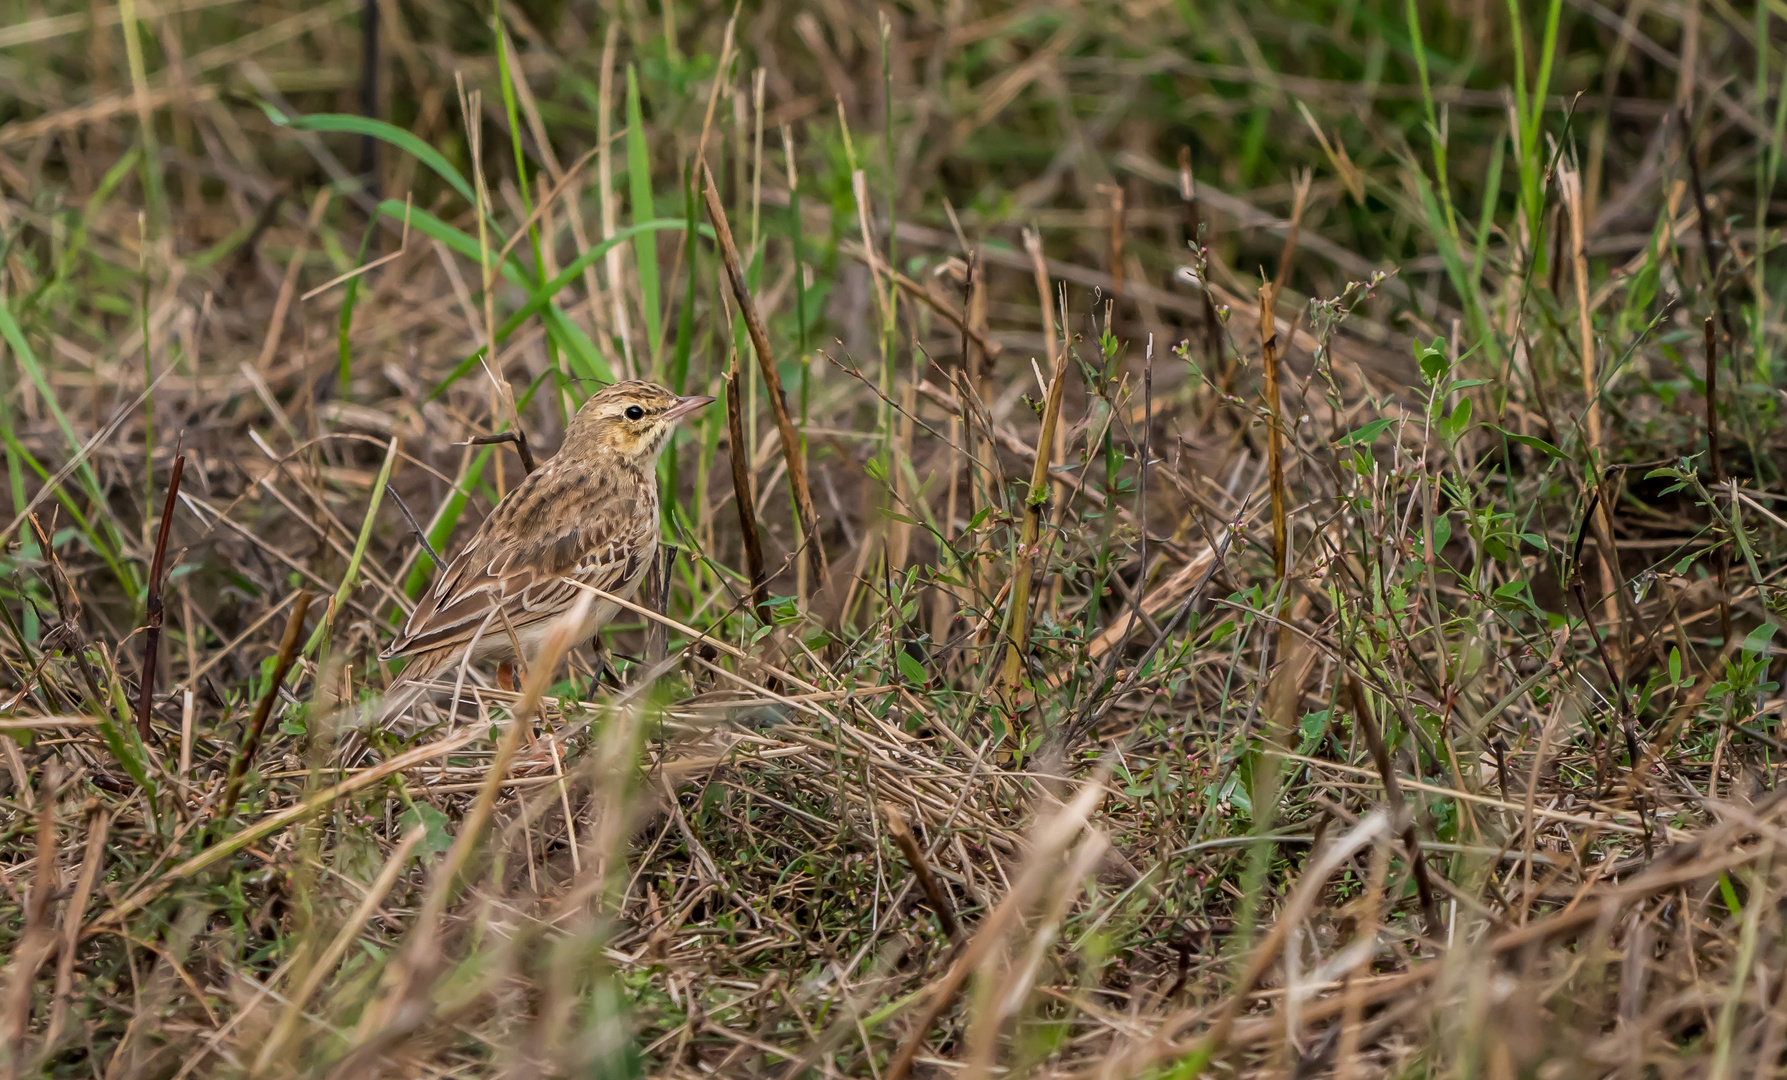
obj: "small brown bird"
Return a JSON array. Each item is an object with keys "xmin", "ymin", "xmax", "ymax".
[{"xmin": 380, "ymin": 381, "xmax": 714, "ymax": 717}]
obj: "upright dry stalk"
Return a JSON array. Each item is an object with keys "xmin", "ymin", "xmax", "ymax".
[
  {"xmin": 724, "ymin": 352, "xmax": 769, "ymax": 624},
  {"xmin": 1258, "ymin": 169, "xmax": 1311, "ymax": 590},
  {"xmin": 931, "ymin": 408, "xmax": 962, "ymax": 647},
  {"xmin": 134, "ymin": 452, "xmax": 184, "ymax": 743},
  {"xmin": 700, "ymin": 162, "xmax": 827, "ymax": 585},
  {"xmin": 1704, "ymin": 316, "xmax": 1722, "ymax": 484},
  {"xmin": 882, "ymin": 803, "xmax": 961, "ymax": 943},
  {"xmin": 1000, "ymin": 230, "xmax": 1072, "ymax": 691},
  {"xmin": 1258, "ymin": 283, "xmax": 1289, "ymax": 582},
  {"xmin": 217, "ymin": 591, "xmax": 313, "ymax": 824},
  {"xmin": 1705, "ymin": 317, "xmax": 1732, "ymax": 642},
  {"xmin": 888, "ymin": 376, "xmax": 917, "ymax": 573},
  {"xmin": 1563, "ymin": 168, "xmax": 1601, "ymax": 456},
  {"xmin": 1563, "ymin": 165, "xmax": 1623, "ymax": 633},
  {"xmin": 596, "ymin": 22, "xmax": 634, "ymax": 377}
]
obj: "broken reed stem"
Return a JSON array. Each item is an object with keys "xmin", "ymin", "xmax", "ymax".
[
  {"xmin": 882, "ymin": 803, "xmax": 962, "ymax": 944},
  {"xmin": 1258, "ymin": 283, "xmax": 1288, "ymax": 584},
  {"xmin": 216, "ymin": 591, "xmax": 313, "ymax": 824},
  {"xmin": 724, "ymin": 353, "xmax": 770, "ymax": 624},
  {"xmin": 134, "ymin": 452, "xmax": 185, "ymax": 743},
  {"xmin": 1260, "ymin": 171, "xmax": 1309, "ymax": 599},
  {"xmin": 700, "ymin": 162, "xmax": 826, "ymax": 585},
  {"xmin": 1564, "ymin": 166, "xmax": 1623, "ymax": 637},
  {"xmin": 1342, "ymin": 675, "xmax": 1442, "ymax": 937},
  {"xmin": 1000, "ymin": 229, "xmax": 1072, "ymax": 691}
]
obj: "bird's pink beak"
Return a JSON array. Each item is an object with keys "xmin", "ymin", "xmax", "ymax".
[{"xmin": 663, "ymin": 394, "xmax": 716, "ymax": 422}]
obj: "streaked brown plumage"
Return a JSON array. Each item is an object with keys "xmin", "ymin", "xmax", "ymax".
[{"xmin": 380, "ymin": 380, "xmax": 713, "ymax": 719}]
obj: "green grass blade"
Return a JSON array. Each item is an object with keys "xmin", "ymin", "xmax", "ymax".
[
  {"xmin": 626, "ymin": 66, "xmax": 663, "ymax": 369},
  {"xmin": 265, "ymin": 107, "xmax": 478, "ymax": 208},
  {"xmin": 339, "ymin": 217, "xmax": 379, "ymax": 395},
  {"xmin": 309, "ymin": 436, "xmax": 399, "ymax": 654}
]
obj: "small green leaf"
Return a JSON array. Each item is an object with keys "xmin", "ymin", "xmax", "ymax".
[
  {"xmin": 1439, "ymin": 396, "xmax": 1471, "ymax": 442},
  {"xmin": 1339, "ymin": 417, "xmax": 1396, "ymax": 446},
  {"xmin": 1742, "ymin": 623, "xmax": 1778, "ymax": 655},
  {"xmin": 896, "ymin": 651, "xmax": 929, "ymax": 685},
  {"xmin": 1491, "ymin": 427, "xmax": 1569, "ymax": 461},
  {"xmin": 1417, "ymin": 337, "xmax": 1449, "ymax": 384},
  {"xmin": 1669, "ymin": 646, "xmax": 1682, "ymax": 686},
  {"xmin": 399, "ymin": 803, "xmax": 455, "ymax": 858}
]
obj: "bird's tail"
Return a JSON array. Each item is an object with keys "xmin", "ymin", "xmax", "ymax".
[{"xmin": 375, "ymin": 647, "xmax": 462, "ymax": 729}]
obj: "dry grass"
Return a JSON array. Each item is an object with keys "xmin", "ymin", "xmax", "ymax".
[{"xmin": 2, "ymin": 0, "xmax": 1786, "ymax": 1076}]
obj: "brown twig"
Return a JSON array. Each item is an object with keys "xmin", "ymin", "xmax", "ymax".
[
  {"xmin": 216, "ymin": 591, "xmax": 314, "ymax": 824},
  {"xmin": 724, "ymin": 353, "xmax": 770, "ymax": 625},
  {"xmin": 1000, "ymin": 229, "xmax": 1072, "ymax": 691},
  {"xmin": 700, "ymin": 161, "xmax": 826, "ymax": 583},
  {"xmin": 387, "ymin": 488, "xmax": 443, "ymax": 567},
  {"xmin": 135, "ymin": 451, "xmax": 185, "ymax": 743},
  {"xmin": 463, "ymin": 428, "xmax": 536, "ymax": 474},
  {"xmin": 882, "ymin": 802, "xmax": 962, "ymax": 944}
]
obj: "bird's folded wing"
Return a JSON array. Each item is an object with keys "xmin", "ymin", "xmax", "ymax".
[{"xmin": 383, "ymin": 516, "xmax": 650, "ymax": 660}]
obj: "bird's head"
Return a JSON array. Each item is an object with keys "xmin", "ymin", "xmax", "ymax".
[{"xmin": 565, "ymin": 380, "xmax": 715, "ymax": 465}]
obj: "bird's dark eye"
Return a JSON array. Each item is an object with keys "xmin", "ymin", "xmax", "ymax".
[{"xmin": 624, "ymin": 405, "xmax": 645, "ymax": 420}]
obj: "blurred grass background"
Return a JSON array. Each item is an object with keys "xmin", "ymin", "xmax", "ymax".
[{"xmin": 1, "ymin": 0, "xmax": 1786, "ymax": 1076}]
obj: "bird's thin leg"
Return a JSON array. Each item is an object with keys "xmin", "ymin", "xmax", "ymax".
[{"xmin": 589, "ymin": 635, "xmax": 625, "ymax": 690}]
